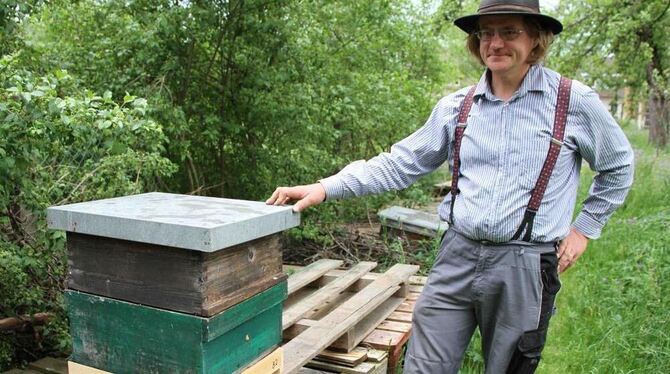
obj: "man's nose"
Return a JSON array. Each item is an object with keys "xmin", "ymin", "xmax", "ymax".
[{"xmin": 489, "ymin": 33, "xmax": 505, "ymax": 47}]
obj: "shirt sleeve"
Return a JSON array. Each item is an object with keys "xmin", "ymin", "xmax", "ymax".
[
  {"xmin": 319, "ymin": 93, "xmax": 463, "ymax": 200},
  {"xmin": 571, "ymin": 88, "xmax": 634, "ymax": 239}
]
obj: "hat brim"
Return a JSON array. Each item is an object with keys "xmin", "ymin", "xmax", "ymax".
[{"xmin": 454, "ymin": 12, "xmax": 563, "ymax": 35}]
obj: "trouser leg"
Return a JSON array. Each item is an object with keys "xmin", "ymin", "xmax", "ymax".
[
  {"xmin": 403, "ymin": 229, "xmax": 479, "ymax": 374},
  {"xmin": 504, "ymin": 251, "xmax": 561, "ymax": 374},
  {"xmin": 475, "ymin": 245, "xmax": 560, "ymax": 374}
]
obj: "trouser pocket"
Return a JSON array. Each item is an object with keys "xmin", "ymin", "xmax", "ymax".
[
  {"xmin": 506, "ymin": 251, "xmax": 561, "ymax": 374},
  {"xmin": 505, "ymin": 328, "xmax": 544, "ymax": 374}
]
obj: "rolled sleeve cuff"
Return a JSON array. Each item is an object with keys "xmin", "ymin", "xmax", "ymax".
[
  {"xmin": 318, "ymin": 176, "xmax": 347, "ymax": 201},
  {"xmin": 572, "ymin": 212, "xmax": 604, "ymax": 240}
]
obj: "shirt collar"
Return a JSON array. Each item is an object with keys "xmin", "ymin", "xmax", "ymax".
[{"xmin": 473, "ymin": 64, "xmax": 548, "ymax": 101}]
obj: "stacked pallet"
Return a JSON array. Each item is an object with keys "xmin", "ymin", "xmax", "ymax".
[
  {"xmin": 303, "ymin": 347, "xmax": 388, "ymax": 374},
  {"xmin": 281, "ymin": 261, "xmax": 419, "ymax": 374},
  {"xmin": 47, "ymin": 193, "xmax": 300, "ymax": 373}
]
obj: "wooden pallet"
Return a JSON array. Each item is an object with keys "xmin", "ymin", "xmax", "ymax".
[
  {"xmin": 281, "ymin": 261, "xmax": 419, "ymax": 374},
  {"xmin": 283, "ymin": 262, "xmax": 426, "ymax": 374}
]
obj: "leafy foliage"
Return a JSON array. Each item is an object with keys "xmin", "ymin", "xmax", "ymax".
[
  {"xmin": 0, "ymin": 54, "xmax": 175, "ymax": 369},
  {"xmin": 23, "ymin": 0, "xmax": 451, "ymax": 199}
]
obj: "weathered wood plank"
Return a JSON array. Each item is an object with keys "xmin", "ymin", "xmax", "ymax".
[
  {"xmin": 27, "ymin": 357, "xmax": 67, "ymax": 374},
  {"xmin": 287, "ymin": 259, "xmax": 343, "ymax": 295},
  {"xmin": 283, "ymin": 262, "xmax": 377, "ymax": 330},
  {"xmin": 362, "ymin": 330, "xmax": 405, "ymax": 350},
  {"xmin": 306, "ymin": 360, "xmax": 376, "ymax": 374},
  {"xmin": 315, "ymin": 347, "xmax": 368, "ymax": 367},
  {"xmin": 366, "ymin": 350, "xmax": 388, "ymax": 363},
  {"xmin": 376, "ymin": 320, "xmax": 412, "ymax": 333},
  {"xmin": 395, "ymin": 301, "xmax": 415, "ymax": 313},
  {"xmin": 282, "ymin": 264, "xmax": 418, "ymax": 374},
  {"xmin": 386, "ymin": 311, "xmax": 412, "ymax": 323},
  {"xmin": 408, "ymin": 285, "xmax": 424, "ymax": 293},
  {"xmin": 201, "ymin": 235, "xmax": 285, "ymax": 316},
  {"xmin": 67, "ymin": 232, "xmax": 284, "ymax": 317},
  {"xmin": 410, "ymin": 276, "xmax": 427, "ymax": 285},
  {"xmin": 406, "ymin": 293, "xmax": 420, "ymax": 301},
  {"xmin": 241, "ymin": 347, "xmax": 282, "ymax": 374}
]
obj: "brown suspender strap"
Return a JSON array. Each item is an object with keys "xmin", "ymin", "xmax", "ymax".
[
  {"xmin": 449, "ymin": 85, "xmax": 477, "ymax": 224},
  {"xmin": 512, "ymin": 76, "xmax": 573, "ymax": 241}
]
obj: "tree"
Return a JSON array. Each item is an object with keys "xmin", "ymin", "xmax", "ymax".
[{"xmin": 553, "ymin": 0, "xmax": 670, "ymax": 147}]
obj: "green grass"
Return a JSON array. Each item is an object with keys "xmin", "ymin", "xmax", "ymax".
[{"xmin": 406, "ymin": 124, "xmax": 670, "ymax": 373}]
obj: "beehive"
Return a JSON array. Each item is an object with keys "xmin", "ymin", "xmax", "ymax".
[{"xmin": 47, "ymin": 192, "xmax": 300, "ymax": 373}]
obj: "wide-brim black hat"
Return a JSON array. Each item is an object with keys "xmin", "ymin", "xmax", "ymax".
[{"xmin": 454, "ymin": 0, "xmax": 563, "ymax": 35}]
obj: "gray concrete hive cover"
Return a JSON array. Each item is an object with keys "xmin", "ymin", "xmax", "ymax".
[{"xmin": 47, "ymin": 192, "xmax": 300, "ymax": 252}]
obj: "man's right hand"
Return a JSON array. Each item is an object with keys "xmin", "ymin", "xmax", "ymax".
[{"xmin": 265, "ymin": 183, "xmax": 326, "ymax": 212}]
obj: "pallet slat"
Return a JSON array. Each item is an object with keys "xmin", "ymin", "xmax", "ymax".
[
  {"xmin": 287, "ymin": 259, "xmax": 344, "ymax": 295},
  {"xmin": 283, "ymin": 262, "xmax": 377, "ymax": 330}
]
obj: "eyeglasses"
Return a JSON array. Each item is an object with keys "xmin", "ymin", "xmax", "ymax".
[{"xmin": 473, "ymin": 28, "xmax": 525, "ymax": 42}]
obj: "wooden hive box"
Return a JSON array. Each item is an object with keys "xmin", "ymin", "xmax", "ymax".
[
  {"xmin": 66, "ymin": 282, "xmax": 286, "ymax": 373},
  {"xmin": 377, "ymin": 206, "xmax": 447, "ymax": 239},
  {"xmin": 47, "ymin": 192, "xmax": 300, "ymax": 316}
]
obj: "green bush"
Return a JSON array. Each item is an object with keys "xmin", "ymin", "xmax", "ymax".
[{"xmin": 0, "ymin": 53, "xmax": 175, "ymax": 369}]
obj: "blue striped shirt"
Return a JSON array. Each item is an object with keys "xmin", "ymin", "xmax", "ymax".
[{"xmin": 319, "ymin": 65, "xmax": 634, "ymax": 243}]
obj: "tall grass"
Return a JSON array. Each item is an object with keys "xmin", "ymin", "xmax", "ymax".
[{"xmin": 434, "ymin": 124, "xmax": 670, "ymax": 373}]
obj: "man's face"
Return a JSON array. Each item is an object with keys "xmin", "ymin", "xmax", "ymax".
[{"xmin": 478, "ymin": 15, "xmax": 538, "ymax": 76}]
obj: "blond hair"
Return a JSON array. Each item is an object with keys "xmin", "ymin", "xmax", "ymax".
[{"xmin": 466, "ymin": 16, "xmax": 554, "ymax": 66}]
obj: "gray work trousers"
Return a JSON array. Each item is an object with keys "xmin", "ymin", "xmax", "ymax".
[{"xmin": 404, "ymin": 228, "xmax": 560, "ymax": 374}]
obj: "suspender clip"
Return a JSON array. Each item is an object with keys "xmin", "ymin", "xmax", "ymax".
[{"xmin": 550, "ymin": 138, "xmax": 564, "ymax": 146}]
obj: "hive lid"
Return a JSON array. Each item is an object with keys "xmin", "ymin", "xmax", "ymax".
[{"xmin": 47, "ymin": 192, "xmax": 300, "ymax": 252}]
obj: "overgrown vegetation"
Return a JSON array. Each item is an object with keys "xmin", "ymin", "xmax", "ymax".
[{"xmin": 0, "ymin": 54, "xmax": 174, "ymax": 367}]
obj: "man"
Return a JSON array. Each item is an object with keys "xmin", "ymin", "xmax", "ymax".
[{"xmin": 266, "ymin": 0, "xmax": 634, "ymax": 372}]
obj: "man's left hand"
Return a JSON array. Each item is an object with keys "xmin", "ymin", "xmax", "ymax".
[{"xmin": 557, "ymin": 228, "xmax": 589, "ymax": 273}]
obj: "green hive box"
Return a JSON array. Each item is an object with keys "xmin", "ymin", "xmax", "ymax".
[{"xmin": 66, "ymin": 281, "xmax": 286, "ymax": 374}]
